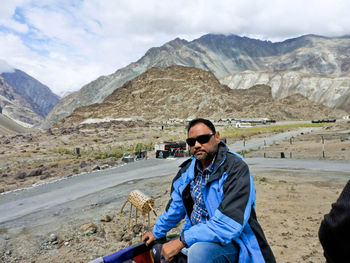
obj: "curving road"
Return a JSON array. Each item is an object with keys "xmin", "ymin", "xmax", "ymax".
[{"xmin": 1, "ymin": 127, "xmax": 349, "ymax": 232}]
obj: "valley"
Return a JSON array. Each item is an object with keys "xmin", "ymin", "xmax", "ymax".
[{"xmin": 0, "ymin": 120, "xmax": 349, "ymax": 262}]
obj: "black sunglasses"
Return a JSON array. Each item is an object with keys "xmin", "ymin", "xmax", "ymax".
[{"xmin": 186, "ymin": 133, "xmax": 215, "ymax": 146}]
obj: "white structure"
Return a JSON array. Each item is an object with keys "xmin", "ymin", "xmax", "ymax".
[{"xmin": 235, "ymin": 122, "xmax": 252, "ymax": 128}]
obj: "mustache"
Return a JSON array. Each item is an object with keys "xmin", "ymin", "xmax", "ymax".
[{"xmin": 194, "ymin": 149, "xmax": 207, "ymax": 154}]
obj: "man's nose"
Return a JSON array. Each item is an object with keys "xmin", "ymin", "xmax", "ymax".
[{"xmin": 194, "ymin": 140, "xmax": 202, "ymax": 148}]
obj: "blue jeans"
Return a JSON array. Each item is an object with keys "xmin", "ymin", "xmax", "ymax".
[{"xmin": 182, "ymin": 242, "xmax": 238, "ymax": 263}]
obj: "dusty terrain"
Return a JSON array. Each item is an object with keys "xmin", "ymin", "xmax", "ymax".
[
  {"xmin": 245, "ymin": 121, "xmax": 350, "ymax": 161},
  {"xmin": 1, "ymin": 121, "xmax": 350, "ymax": 263}
]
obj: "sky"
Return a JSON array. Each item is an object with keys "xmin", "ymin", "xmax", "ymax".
[{"xmin": 0, "ymin": 0, "xmax": 350, "ymax": 96}]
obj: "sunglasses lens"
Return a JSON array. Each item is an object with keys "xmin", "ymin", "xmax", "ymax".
[
  {"xmin": 186, "ymin": 134, "xmax": 214, "ymax": 146},
  {"xmin": 197, "ymin": 134, "xmax": 211, "ymax": 144},
  {"xmin": 186, "ymin": 138, "xmax": 196, "ymax": 146}
]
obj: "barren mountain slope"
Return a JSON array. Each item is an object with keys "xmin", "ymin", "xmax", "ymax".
[
  {"xmin": 44, "ymin": 34, "xmax": 350, "ymax": 127},
  {"xmin": 0, "ymin": 76, "xmax": 43, "ymax": 127},
  {"xmin": 57, "ymin": 66, "xmax": 344, "ymax": 127},
  {"xmin": 221, "ymin": 71, "xmax": 350, "ymax": 113}
]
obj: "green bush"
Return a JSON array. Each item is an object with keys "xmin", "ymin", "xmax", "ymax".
[{"xmin": 56, "ymin": 148, "xmax": 74, "ymax": 155}]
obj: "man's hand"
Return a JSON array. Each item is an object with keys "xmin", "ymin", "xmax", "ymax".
[
  {"xmin": 142, "ymin": 231, "xmax": 156, "ymax": 246},
  {"xmin": 161, "ymin": 238, "xmax": 185, "ymax": 262}
]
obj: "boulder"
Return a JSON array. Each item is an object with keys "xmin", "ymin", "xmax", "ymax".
[
  {"xmin": 79, "ymin": 222, "xmax": 98, "ymax": 235},
  {"xmin": 40, "ymin": 172, "xmax": 50, "ymax": 180},
  {"xmin": 100, "ymin": 214, "xmax": 112, "ymax": 222},
  {"xmin": 28, "ymin": 169, "xmax": 43, "ymax": 177},
  {"xmin": 15, "ymin": 172, "xmax": 26, "ymax": 180}
]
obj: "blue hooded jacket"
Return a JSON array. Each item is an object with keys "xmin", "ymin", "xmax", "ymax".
[{"xmin": 153, "ymin": 143, "xmax": 275, "ymax": 263}]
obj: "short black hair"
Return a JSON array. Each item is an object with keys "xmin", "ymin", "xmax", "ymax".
[{"xmin": 187, "ymin": 118, "xmax": 216, "ymax": 134}]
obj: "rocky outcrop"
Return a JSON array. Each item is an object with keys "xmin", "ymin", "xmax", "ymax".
[
  {"xmin": 1, "ymin": 69, "xmax": 60, "ymax": 117},
  {"xmin": 0, "ymin": 76, "xmax": 44, "ymax": 127},
  {"xmin": 44, "ymin": 34, "xmax": 350, "ymax": 127},
  {"xmin": 57, "ymin": 66, "xmax": 345, "ymax": 127},
  {"xmin": 221, "ymin": 71, "xmax": 350, "ymax": 113}
]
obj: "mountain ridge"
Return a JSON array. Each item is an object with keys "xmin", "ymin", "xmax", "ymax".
[
  {"xmin": 44, "ymin": 34, "xmax": 350, "ymax": 128},
  {"xmin": 56, "ymin": 66, "xmax": 344, "ymax": 127},
  {"xmin": 0, "ymin": 68, "xmax": 59, "ymax": 127}
]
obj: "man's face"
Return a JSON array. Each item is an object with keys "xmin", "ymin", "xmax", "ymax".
[{"xmin": 187, "ymin": 122, "xmax": 220, "ymax": 162}]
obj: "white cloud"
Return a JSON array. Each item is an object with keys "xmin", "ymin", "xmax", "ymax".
[
  {"xmin": 0, "ymin": 0, "xmax": 350, "ymax": 95},
  {"xmin": 0, "ymin": 59, "xmax": 15, "ymax": 73}
]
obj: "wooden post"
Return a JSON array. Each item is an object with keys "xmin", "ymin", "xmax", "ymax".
[
  {"xmin": 243, "ymin": 137, "xmax": 246, "ymax": 157},
  {"xmin": 264, "ymin": 140, "xmax": 266, "ymax": 158},
  {"xmin": 322, "ymin": 136, "xmax": 325, "ymax": 158},
  {"xmin": 75, "ymin": 147, "xmax": 81, "ymax": 157},
  {"xmin": 128, "ymin": 202, "xmax": 132, "ymax": 230},
  {"xmin": 289, "ymin": 137, "xmax": 293, "ymax": 158}
]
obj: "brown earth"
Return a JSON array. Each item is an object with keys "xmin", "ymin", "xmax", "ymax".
[
  {"xmin": 1, "ymin": 167, "xmax": 347, "ymax": 263},
  {"xmin": 57, "ymin": 66, "xmax": 345, "ymax": 128},
  {"xmin": 1, "ymin": 121, "xmax": 350, "ymax": 262},
  {"xmin": 245, "ymin": 121, "xmax": 350, "ymax": 161}
]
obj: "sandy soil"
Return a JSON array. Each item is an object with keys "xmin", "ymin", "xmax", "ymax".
[
  {"xmin": 1, "ymin": 121, "xmax": 350, "ymax": 262},
  {"xmin": 1, "ymin": 168, "xmax": 347, "ymax": 263}
]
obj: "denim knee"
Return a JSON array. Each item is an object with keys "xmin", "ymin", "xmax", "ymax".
[{"xmin": 187, "ymin": 242, "xmax": 237, "ymax": 263}]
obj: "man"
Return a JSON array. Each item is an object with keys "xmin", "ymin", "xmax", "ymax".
[
  {"xmin": 143, "ymin": 118, "xmax": 275, "ymax": 263},
  {"xmin": 319, "ymin": 180, "xmax": 350, "ymax": 262}
]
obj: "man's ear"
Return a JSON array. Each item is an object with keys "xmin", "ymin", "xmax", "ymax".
[{"xmin": 215, "ymin": 131, "xmax": 220, "ymax": 143}]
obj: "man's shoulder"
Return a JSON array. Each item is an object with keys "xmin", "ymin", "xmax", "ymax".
[
  {"xmin": 221, "ymin": 150, "xmax": 248, "ymax": 173},
  {"xmin": 178, "ymin": 158, "xmax": 193, "ymax": 173},
  {"xmin": 226, "ymin": 150, "xmax": 244, "ymax": 163}
]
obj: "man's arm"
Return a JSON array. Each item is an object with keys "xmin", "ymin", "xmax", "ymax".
[{"xmin": 152, "ymin": 170, "xmax": 188, "ymax": 239}]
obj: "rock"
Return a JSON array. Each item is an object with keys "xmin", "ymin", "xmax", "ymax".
[
  {"xmin": 106, "ymin": 160, "xmax": 117, "ymax": 166},
  {"xmin": 123, "ymin": 233, "xmax": 133, "ymax": 242},
  {"xmin": 4, "ymin": 139, "xmax": 10, "ymax": 144},
  {"xmin": 132, "ymin": 237, "xmax": 141, "ymax": 243},
  {"xmin": 40, "ymin": 172, "xmax": 50, "ymax": 180},
  {"xmin": 2, "ymin": 173, "xmax": 8, "ymax": 177},
  {"xmin": 79, "ymin": 222, "xmax": 98, "ymax": 235},
  {"xmin": 80, "ymin": 161, "xmax": 88, "ymax": 168},
  {"xmin": 133, "ymin": 224, "xmax": 142, "ymax": 234},
  {"xmin": 116, "ymin": 232, "xmax": 124, "ymax": 242},
  {"xmin": 49, "ymin": 233, "xmax": 57, "ymax": 242},
  {"xmin": 28, "ymin": 169, "xmax": 43, "ymax": 177},
  {"xmin": 93, "ymin": 165, "xmax": 101, "ymax": 170},
  {"xmin": 100, "ymin": 214, "xmax": 112, "ymax": 222},
  {"xmin": 0, "ymin": 188, "xmax": 4, "ymax": 193},
  {"xmin": 15, "ymin": 172, "xmax": 26, "ymax": 179},
  {"xmin": 100, "ymin": 164, "xmax": 109, "ymax": 170}
]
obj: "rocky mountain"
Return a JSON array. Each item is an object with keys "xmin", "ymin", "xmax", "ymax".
[
  {"xmin": 0, "ymin": 76, "xmax": 44, "ymax": 127},
  {"xmin": 0, "ymin": 68, "xmax": 60, "ymax": 128},
  {"xmin": 1, "ymin": 69, "xmax": 60, "ymax": 117},
  {"xmin": 56, "ymin": 66, "xmax": 344, "ymax": 127},
  {"xmin": 44, "ymin": 34, "xmax": 350, "ymax": 128},
  {"xmin": 221, "ymin": 71, "xmax": 350, "ymax": 113}
]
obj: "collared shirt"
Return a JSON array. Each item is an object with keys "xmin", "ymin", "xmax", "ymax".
[{"xmin": 190, "ymin": 157, "xmax": 216, "ymax": 225}]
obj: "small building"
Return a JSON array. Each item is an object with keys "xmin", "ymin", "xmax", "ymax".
[{"xmin": 155, "ymin": 141, "xmax": 187, "ymax": 158}]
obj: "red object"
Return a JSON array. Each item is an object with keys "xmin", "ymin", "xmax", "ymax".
[{"xmin": 133, "ymin": 250, "xmax": 153, "ymax": 263}]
